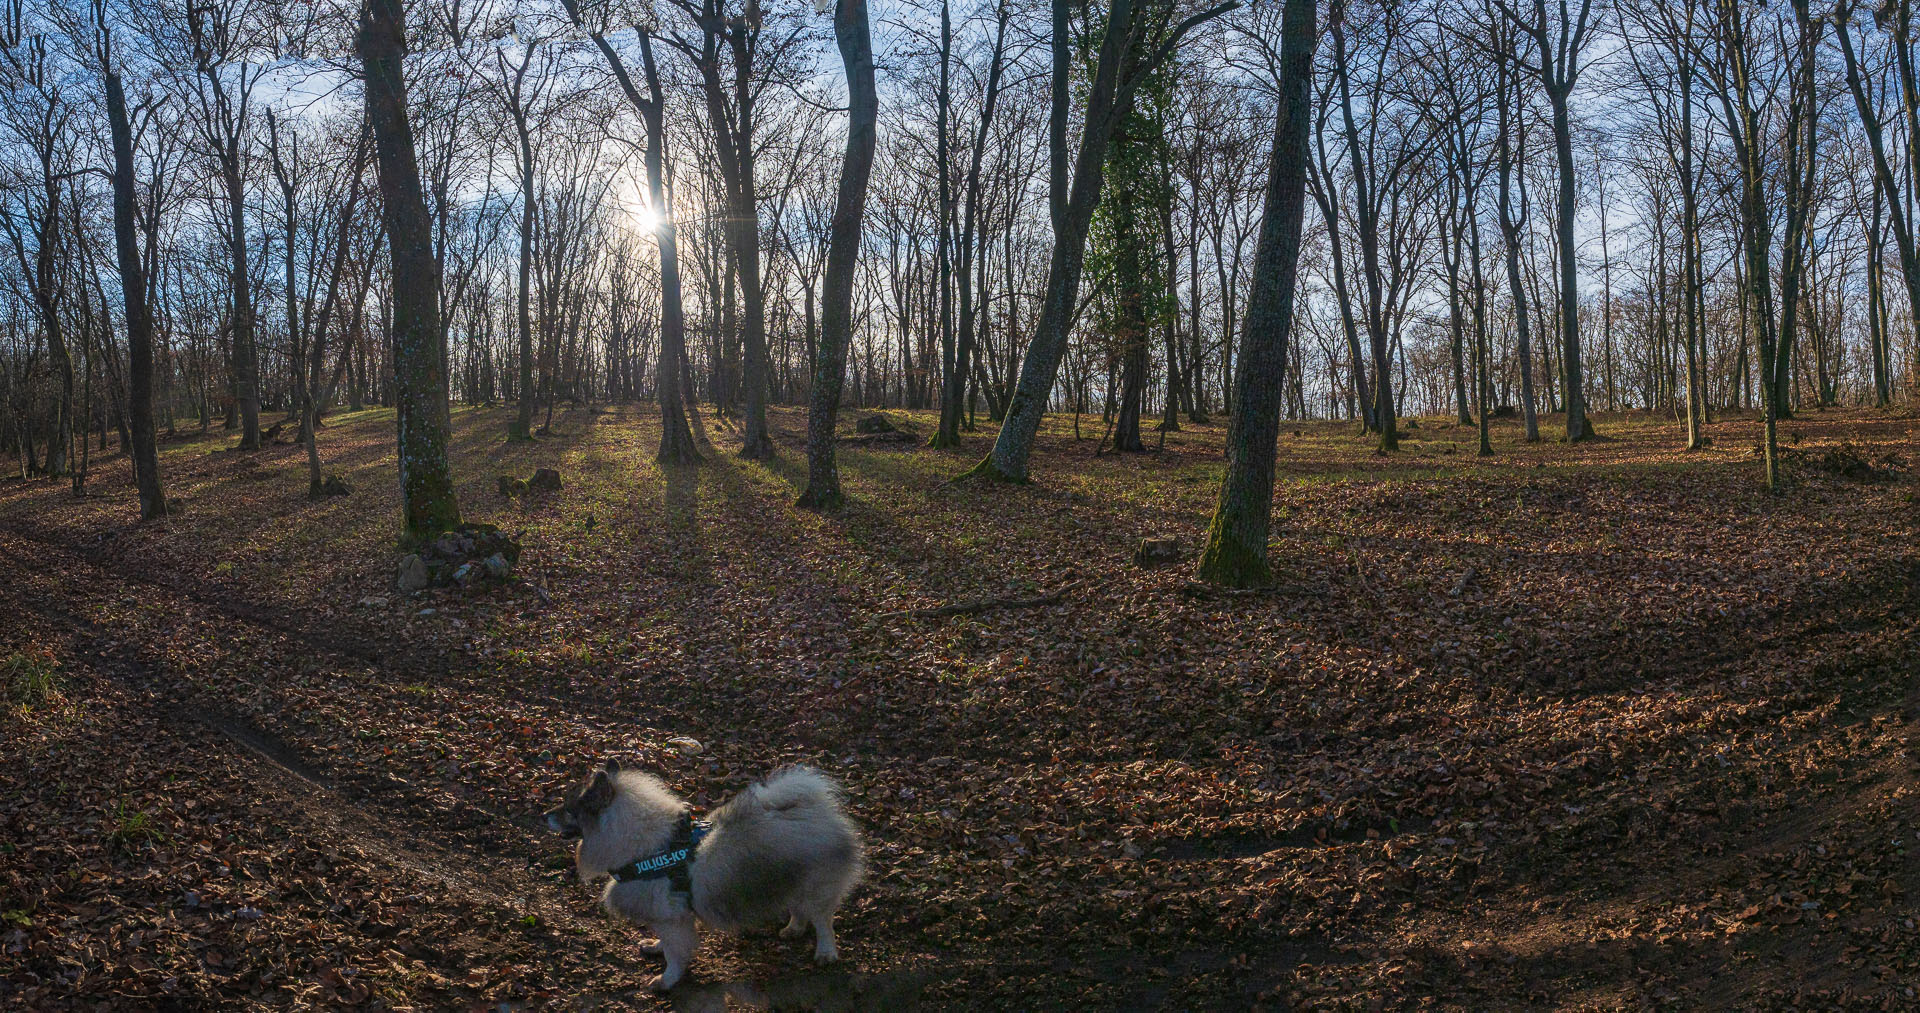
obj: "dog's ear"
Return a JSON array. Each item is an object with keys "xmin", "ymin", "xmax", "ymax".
[
  {"xmin": 602, "ymin": 757, "xmax": 621, "ymax": 774},
  {"xmin": 582, "ymin": 769, "xmax": 616, "ymax": 812}
]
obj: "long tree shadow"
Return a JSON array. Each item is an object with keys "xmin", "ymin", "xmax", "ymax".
[{"xmin": 663, "ymin": 461, "xmax": 711, "ymax": 586}]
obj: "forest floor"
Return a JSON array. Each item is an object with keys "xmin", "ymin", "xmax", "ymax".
[{"xmin": 2, "ymin": 400, "xmax": 1918, "ymax": 1011}]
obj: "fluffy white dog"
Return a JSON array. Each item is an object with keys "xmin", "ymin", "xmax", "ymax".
[{"xmin": 545, "ymin": 761, "xmax": 865, "ymax": 990}]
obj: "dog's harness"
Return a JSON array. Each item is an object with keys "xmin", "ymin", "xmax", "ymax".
[{"xmin": 609, "ymin": 811, "xmax": 710, "ymax": 900}]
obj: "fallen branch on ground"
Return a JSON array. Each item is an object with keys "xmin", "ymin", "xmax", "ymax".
[{"xmin": 890, "ymin": 580, "xmax": 1085, "ymax": 618}]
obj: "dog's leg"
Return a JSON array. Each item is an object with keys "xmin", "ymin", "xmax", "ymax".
[
  {"xmin": 780, "ymin": 910, "xmax": 807, "ymax": 939},
  {"xmin": 650, "ymin": 917, "xmax": 699, "ymax": 992},
  {"xmin": 807, "ymin": 911, "xmax": 839, "ymax": 964}
]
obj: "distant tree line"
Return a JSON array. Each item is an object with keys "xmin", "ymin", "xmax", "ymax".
[{"xmin": 1, "ymin": 0, "xmax": 1914, "ymax": 530}]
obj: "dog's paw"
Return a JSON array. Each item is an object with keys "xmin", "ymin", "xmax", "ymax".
[
  {"xmin": 646, "ymin": 973, "xmax": 677, "ymax": 994},
  {"xmin": 779, "ymin": 923, "xmax": 806, "ymax": 940},
  {"xmin": 812, "ymin": 948, "xmax": 840, "ymax": 965},
  {"xmin": 637, "ymin": 939, "xmax": 664, "ymax": 957}
]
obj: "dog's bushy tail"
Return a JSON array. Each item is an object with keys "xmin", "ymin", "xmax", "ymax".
[
  {"xmin": 698, "ymin": 766, "xmax": 865, "ymax": 931},
  {"xmin": 737, "ymin": 766, "xmax": 845, "ymax": 818},
  {"xmin": 715, "ymin": 766, "xmax": 863, "ymax": 874}
]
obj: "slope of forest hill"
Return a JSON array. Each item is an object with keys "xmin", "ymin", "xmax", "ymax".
[{"xmin": 3, "ymin": 404, "xmax": 1918, "ymax": 1010}]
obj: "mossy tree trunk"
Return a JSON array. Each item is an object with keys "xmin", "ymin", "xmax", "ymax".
[
  {"xmin": 358, "ymin": 0, "xmax": 461, "ymax": 538},
  {"xmin": 1195, "ymin": 0, "xmax": 1314, "ymax": 588}
]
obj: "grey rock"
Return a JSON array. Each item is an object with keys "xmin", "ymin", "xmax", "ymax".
[
  {"xmin": 1132, "ymin": 537, "xmax": 1184, "ymax": 568},
  {"xmin": 396, "ymin": 554, "xmax": 430, "ymax": 591},
  {"xmin": 483, "ymin": 552, "xmax": 512, "ymax": 579}
]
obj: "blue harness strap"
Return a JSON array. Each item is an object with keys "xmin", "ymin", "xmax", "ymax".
[{"xmin": 609, "ymin": 811, "xmax": 710, "ymax": 900}]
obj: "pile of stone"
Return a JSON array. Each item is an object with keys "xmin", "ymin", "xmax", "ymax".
[
  {"xmin": 396, "ymin": 523, "xmax": 523, "ymax": 591},
  {"xmin": 1813, "ymin": 442, "xmax": 1907, "ymax": 482},
  {"xmin": 498, "ymin": 468, "xmax": 564, "ymax": 497},
  {"xmin": 844, "ymin": 414, "xmax": 918, "ymax": 446}
]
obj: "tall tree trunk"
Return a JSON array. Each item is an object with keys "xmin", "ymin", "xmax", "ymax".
[
  {"xmin": 796, "ymin": 0, "xmax": 877, "ymax": 508},
  {"xmin": 220, "ymin": 140, "xmax": 261, "ymax": 450},
  {"xmin": 510, "ymin": 80, "xmax": 537, "ymax": 441},
  {"xmin": 689, "ymin": 6, "xmax": 775, "ymax": 457},
  {"xmin": 565, "ymin": 6, "xmax": 700, "ymax": 464},
  {"xmin": 1158, "ymin": 157, "xmax": 1183, "ymax": 432},
  {"xmin": 1466, "ymin": 192, "xmax": 1493, "ymax": 456},
  {"xmin": 1331, "ymin": 12, "xmax": 1395, "ymax": 451},
  {"xmin": 358, "ymin": 0, "xmax": 461, "ymax": 538},
  {"xmin": 28, "ymin": 165, "xmax": 72, "ymax": 476},
  {"xmin": 1441, "ymin": 197, "xmax": 1472, "ymax": 424},
  {"xmin": 1680, "ymin": 53, "xmax": 1707, "ymax": 448},
  {"xmin": 1307, "ymin": 160, "xmax": 1370, "ymax": 431},
  {"xmin": 1195, "ymin": 0, "xmax": 1313, "ymax": 588},
  {"xmin": 969, "ymin": 0, "xmax": 1226, "ymax": 481},
  {"xmin": 107, "ymin": 68, "xmax": 166, "ymax": 519},
  {"xmin": 1494, "ymin": 56, "xmax": 1539, "ymax": 442},
  {"xmin": 1712, "ymin": 4, "xmax": 1781, "ymax": 490},
  {"xmin": 1548, "ymin": 90, "xmax": 1589, "ymax": 440},
  {"xmin": 1836, "ymin": 3, "xmax": 1920, "ymax": 384},
  {"xmin": 930, "ymin": 0, "xmax": 959, "ymax": 448}
]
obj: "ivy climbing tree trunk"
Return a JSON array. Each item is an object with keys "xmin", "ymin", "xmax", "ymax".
[{"xmin": 965, "ymin": 0, "xmax": 1235, "ymax": 482}]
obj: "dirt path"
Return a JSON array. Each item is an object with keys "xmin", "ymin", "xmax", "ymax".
[{"xmin": 1, "ymin": 529, "xmax": 932, "ymax": 1009}]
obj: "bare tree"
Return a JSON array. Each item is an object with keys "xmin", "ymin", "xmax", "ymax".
[
  {"xmin": 1195, "ymin": 0, "xmax": 1315, "ymax": 587},
  {"xmin": 1494, "ymin": 0, "xmax": 1598, "ymax": 441},
  {"xmin": 797, "ymin": 0, "xmax": 878, "ymax": 508},
  {"xmin": 564, "ymin": 0, "xmax": 703, "ymax": 465},
  {"xmin": 358, "ymin": 0, "xmax": 460, "ymax": 536},
  {"xmin": 965, "ymin": 0, "xmax": 1237, "ymax": 482}
]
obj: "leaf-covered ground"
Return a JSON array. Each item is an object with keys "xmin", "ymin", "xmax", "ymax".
[{"xmin": 2, "ymin": 402, "xmax": 1917, "ymax": 1010}]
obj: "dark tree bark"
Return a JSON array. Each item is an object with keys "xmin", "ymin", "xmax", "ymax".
[
  {"xmin": 934, "ymin": 0, "xmax": 1012, "ymax": 449},
  {"xmin": 966, "ymin": 0, "xmax": 1235, "ymax": 482},
  {"xmin": 1330, "ymin": 2, "xmax": 1397, "ymax": 451},
  {"xmin": 677, "ymin": 0, "xmax": 775, "ymax": 458},
  {"xmin": 185, "ymin": 5, "xmax": 263, "ymax": 450},
  {"xmin": 1704, "ymin": 1, "xmax": 1781, "ymax": 490},
  {"xmin": 1491, "ymin": 20, "xmax": 1539, "ymax": 442},
  {"xmin": 1496, "ymin": 0, "xmax": 1596, "ymax": 441},
  {"xmin": 930, "ymin": 0, "xmax": 958, "ymax": 447},
  {"xmin": 1439, "ymin": 195, "xmax": 1473, "ymax": 424},
  {"xmin": 104, "ymin": 61, "xmax": 166, "ymax": 519},
  {"xmin": 1306, "ymin": 119, "xmax": 1371, "ymax": 432},
  {"xmin": 497, "ymin": 43, "xmax": 539, "ymax": 442},
  {"xmin": 797, "ymin": 0, "xmax": 877, "ymax": 509},
  {"xmin": 1836, "ymin": 1, "xmax": 1920, "ymax": 385},
  {"xmin": 1195, "ymin": 0, "xmax": 1314, "ymax": 588},
  {"xmin": 567, "ymin": 0, "xmax": 701, "ymax": 465},
  {"xmin": 357, "ymin": 0, "xmax": 460, "ymax": 537},
  {"xmin": 1770, "ymin": 0, "xmax": 1820, "ymax": 420},
  {"xmin": 0, "ymin": 36, "xmax": 72, "ymax": 476}
]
